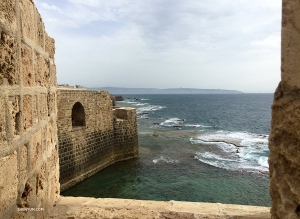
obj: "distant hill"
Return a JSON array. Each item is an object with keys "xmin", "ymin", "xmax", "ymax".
[{"xmin": 89, "ymin": 87, "xmax": 243, "ymax": 95}]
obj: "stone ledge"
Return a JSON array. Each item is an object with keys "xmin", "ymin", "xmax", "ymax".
[{"xmin": 50, "ymin": 197, "xmax": 271, "ymax": 219}]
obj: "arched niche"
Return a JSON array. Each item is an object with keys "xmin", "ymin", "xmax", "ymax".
[{"xmin": 71, "ymin": 102, "xmax": 86, "ymax": 127}]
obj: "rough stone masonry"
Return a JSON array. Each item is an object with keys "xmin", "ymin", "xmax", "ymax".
[
  {"xmin": 268, "ymin": 0, "xmax": 300, "ymax": 218},
  {"xmin": 56, "ymin": 89, "xmax": 138, "ymax": 191},
  {"xmin": 0, "ymin": 0, "xmax": 59, "ymax": 218}
]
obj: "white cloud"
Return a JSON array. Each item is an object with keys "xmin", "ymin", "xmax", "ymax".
[
  {"xmin": 67, "ymin": 0, "xmax": 101, "ymax": 7},
  {"xmin": 251, "ymin": 35, "xmax": 281, "ymax": 47},
  {"xmin": 41, "ymin": 2, "xmax": 63, "ymax": 14},
  {"xmin": 67, "ymin": 0, "xmax": 126, "ymax": 8},
  {"xmin": 35, "ymin": 0, "xmax": 282, "ymax": 93},
  {"xmin": 65, "ymin": 5, "xmax": 101, "ymax": 24}
]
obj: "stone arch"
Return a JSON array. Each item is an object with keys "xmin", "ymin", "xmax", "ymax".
[{"xmin": 71, "ymin": 102, "xmax": 86, "ymax": 127}]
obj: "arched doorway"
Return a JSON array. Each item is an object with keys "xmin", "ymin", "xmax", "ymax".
[{"xmin": 71, "ymin": 102, "xmax": 85, "ymax": 127}]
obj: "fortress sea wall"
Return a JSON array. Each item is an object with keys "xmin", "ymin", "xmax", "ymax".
[
  {"xmin": 0, "ymin": 0, "xmax": 59, "ymax": 218},
  {"xmin": 57, "ymin": 89, "xmax": 138, "ymax": 191}
]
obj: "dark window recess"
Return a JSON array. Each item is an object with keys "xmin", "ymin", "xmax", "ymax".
[{"xmin": 71, "ymin": 102, "xmax": 86, "ymax": 127}]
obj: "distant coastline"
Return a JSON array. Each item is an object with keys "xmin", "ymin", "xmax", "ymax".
[{"xmin": 89, "ymin": 87, "xmax": 243, "ymax": 95}]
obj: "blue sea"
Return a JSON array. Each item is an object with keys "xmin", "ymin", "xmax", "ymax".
[{"xmin": 62, "ymin": 94, "xmax": 273, "ymax": 206}]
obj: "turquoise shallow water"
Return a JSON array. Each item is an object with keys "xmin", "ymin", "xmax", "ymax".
[{"xmin": 62, "ymin": 94, "xmax": 272, "ymax": 206}]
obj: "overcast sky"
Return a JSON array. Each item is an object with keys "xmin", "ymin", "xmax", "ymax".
[{"xmin": 35, "ymin": 0, "xmax": 281, "ymax": 93}]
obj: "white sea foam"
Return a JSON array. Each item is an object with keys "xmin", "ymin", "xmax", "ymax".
[
  {"xmin": 120, "ymin": 98, "xmax": 165, "ymax": 118},
  {"xmin": 140, "ymin": 114, "xmax": 149, "ymax": 119},
  {"xmin": 152, "ymin": 156, "xmax": 179, "ymax": 164},
  {"xmin": 185, "ymin": 124, "xmax": 203, "ymax": 128},
  {"xmin": 258, "ymin": 157, "xmax": 269, "ymax": 168},
  {"xmin": 193, "ymin": 131, "xmax": 268, "ymax": 147},
  {"xmin": 160, "ymin": 118, "xmax": 214, "ymax": 129},
  {"xmin": 160, "ymin": 118, "xmax": 186, "ymax": 127},
  {"xmin": 125, "ymin": 101, "xmax": 138, "ymax": 104},
  {"xmin": 134, "ymin": 103, "xmax": 147, "ymax": 106},
  {"xmin": 194, "ymin": 151, "xmax": 269, "ymax": 173},
  {"xmin": 197, "ymin": 152, "xmax": 238, "ymax": 162},
  {"xmin": 194, "ymin": 152, "xmax": 241, "ymax": 171},
  {"xmin": 192, "ymin": 131, "xmax": 269, "ymax": 173},
  {"xmin": 137, "ymin": 105, "xmax": 164, "ymax": 114}
]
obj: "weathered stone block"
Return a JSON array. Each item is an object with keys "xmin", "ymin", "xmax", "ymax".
[
  {"xmin": 42, "ymin": 188, "xmax": 50, "ymax": 217},
  {"xmin": 35, "ymin": 10, "xmax": 44, "ymax": 49},
  {"xmin": 36, "ymin": 163, "xmax": 46, "ymax": 198},
  {"xmin": 11, "ymin": 211, "xmax": 26, "ymax": 219},
  {"xmin": 34, "ymin": 52, "xmax": 43, "ymax": 85},
  {"xmin": 32, "ymin": 95, "xmax": 38, "ymax": 125},
  {"xmin": 0, "ymin": 0, "xmax": 16, "ymax": 29},
  {"xmin": 0, "ymin": 151, "xmax": 18, "ymax": 216},
  {"xmin": 20, "ymin": 0, "xmax": 35, "ymax": 41},
  {"xmin": 52, "ymin": 120, "xmax": 58, "ymax": 144},
  {"xmin": 23, "ymin": 95, "xmax": 32, "ymax": 131},
  {"xmin": 45, "ymin": 33, "xmax": 55, "ymax": 59},
  {"xmin": 0, "ymin": 94, "xmax": 6, "ymax": 143},
  {"xmin": 38, "ymin": 93, "xmax": 48, "ymax": 120},
  {"xmin": 34, "ymin": 52, "xmax": 50, "ymax": 87},
  {"xmin": 18, "ymin": 177, "xmax": 36, "ymax": 208},
  {"xmin": 49, "ymin": 63, "xmax": 57, "ymax": 86},
  {"xmin": 41, "ymin": 125, "xmax": 47, "ymax": 154},
  {"xmin": 19, "ymin": 145, "xmax": 28, "ymax": 183},
  {"xmin": 46, "ymin": 122, "xmax": 53, "ymax": 152},
  {"xmin": 47, "ymin": 92, "xmax": 55, "ymax": 116},
  {"xmin": 21, "ymin": 44, "xmax": 33, "ymax": 87},
  {"xmin": 31, "ymin": 130, "xmax": 41, "ymax": 171},
  {"xmin": 8, "ymin": 96, "xmax": 21, "ymax": 136},
  {"xmin": 43, "ymin": 58, "xmax": 50, "ymax": 88},
  {"xmin": 0, "ymin": 31, "xmax": 19, "ymax": 85},
  {"xmin": 47, "ymin": 150, "xmax": 58, "ymax": 177},
  {"xmin": 47, "ymin": 171, "xmax": 59, "ymax": 211}
]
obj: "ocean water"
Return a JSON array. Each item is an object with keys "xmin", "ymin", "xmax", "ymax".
[{"xmin": 62, "ymin": 94, "xmax": 273, "ymax": 206}]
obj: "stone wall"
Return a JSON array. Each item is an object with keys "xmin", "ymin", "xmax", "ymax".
[
  {"xmin": 0, "ymin": 0, "xmax": 59, "ymax": 218},
  {"xmin": 268, "ymin": 0, "xmax": 300, "ymax": 218},
  {"xmin": 114, "ymin": 107, "xmax": 139, "ymax": 161},
  {"xmin": 57, "ymin": 89, "xmax": 138, "ymax": 191}
]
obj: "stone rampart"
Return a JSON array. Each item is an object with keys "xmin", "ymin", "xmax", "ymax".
[
  {"xmin": 57, "ymin": 89, "xmax": 138, "ymax": 191},
  {"xmin": 0, "ymin": 0, "xmax": 59, "ymax": 218}
]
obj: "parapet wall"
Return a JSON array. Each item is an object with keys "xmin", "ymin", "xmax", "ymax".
[
  {"xmin": 57, "ymin": 89, "xmax": 138, "ymax": 191},
  {"xmin": 114, "ymin": 107, "xmax": 139, "ymax": 160},
  {"xmin": 0, "ymin": 0, "xmax": 59, "ymax": 218},
  {"xmin": 268, "ymin": 0, "xmax": 300, "ymax": 218}
]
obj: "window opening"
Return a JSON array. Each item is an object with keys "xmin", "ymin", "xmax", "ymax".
[{"xmin": 71, "ymin": 102, "xmax": 85, "ymax": 127}]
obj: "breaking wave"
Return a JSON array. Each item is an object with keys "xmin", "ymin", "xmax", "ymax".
[
  {"xmin": 191, "ymin": 131, "xmax": 269, "ymax": 173},
  {"xmin": 160, "ymin": 117, "xmax": 212, "ymax": 129},
  {"xmin": 119, "ymin": 95, "xmax": 270, "ymax": 174},
  {"xmin": 152, "ymin": 156, "xmax": 179, "ymax": 164}
]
